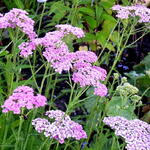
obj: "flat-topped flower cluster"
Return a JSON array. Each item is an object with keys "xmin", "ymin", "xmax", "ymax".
[
  {"xmin": 103, "ymin": 116, "xmax": 150, "ymax": 150},
  {"xmin": 1, "ymin": 86, "xmax": 47, "ymax": 114},
  {"xmin": 112, "ymin": 4, "xmax": 150, "ymax": 23},
  {"xmin": 0, "ymin": 8, "xmax": 107, "ymax": 97},
  {"xmin": 32, "ymin": 110, "xmax": 87, "ymax": 143},
  {"xmin": 0, "ymin": 8, "xmax": 37, "ymax": 39}
]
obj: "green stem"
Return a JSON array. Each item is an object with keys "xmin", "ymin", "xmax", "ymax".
[
  {"xmin": 85, "ymin": 97, "xmax": 100, "ymax": 145},
  {"xmin": 105, "ymin": 20, "xmax": 136, "ymax": 83},
  {"xmin": 1, "ymin": 114, "xmax": 10, "ymax": 150},
  {"xmin": 97, "ymin": 20, "xmax": 120, "ymax": 61},
  {"xmin": 28, "ymin": 58, "xmax": 40, "ymax": 92},
  {"xmin": 39, "ymin": 63, "xmax": 49, "ymax": 94},
  {"xmin": 37, "ymin": 2, "xmax": 46, "ymax": 35},
  {"xmin": 66, "ymin": 83, "xmax": 76, "ymax": 114},
  {"xmin": 49, "ymin": 74, "xmax": 58, "ymax": 109},
  {"xmin": 23, "ymin": 109, "xmax": 37, "ymax": 150},
  {"xmin": 15, "ymin": 110, "xmax": 24, "ymax": 150},
  {"xmin": 39, "ymin": 137, "xmax": 49, "ymax": 150},
  {"xmin": 56, "ymin": 142, "xmax": 59, "ymax": 150}
]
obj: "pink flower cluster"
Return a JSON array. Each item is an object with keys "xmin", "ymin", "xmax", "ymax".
[
  {"xmin": 72, "ymin": 62, "xmax": 107, "ymax": 97},
  {"xmin": 103, "ymin": 116, "xmax": 150, "ymax": 150},
  {"xmin": 112, "ymin": 4, "xmax": 150, "ymax": 23},
  {"xmin": 1, "ymin": 86, "xmax": 47, "ymax": 114},
  {"xmin": 0, "ymin": 9, "xmax": 107, "ymax": 97},
  {"xmin": 18, "ymin": 24, "xmax": 84, "ymax": 58},
  {"xmin": 56, "ymin": 24, "xmax": 85, "ymax": 38},
  {"xmin": 0, "ymin": 8, "xmax": 37, "ymax": 39},
  {"xmin": 18, "ymin": 23, "xmax": 107, "ymax": 96},
  {"xmin": 32, "ymin": 110, "xmax": 87, "ymax": 144}
]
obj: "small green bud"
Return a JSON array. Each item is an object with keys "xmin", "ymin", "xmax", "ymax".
[
  {"xmin": 130, "ymin": 95, "xmax": 141, "ymax": 102},
  {"xmin": 138, "ymin": 101, "xmax": 143, "ymax": 106},
  {"xmin": 113, "ymin": 73, "xmax": 119, "ymax": 80},
  {"xmin": 121, "ymin": 77, "xmax": 127, "ymax": 83}
]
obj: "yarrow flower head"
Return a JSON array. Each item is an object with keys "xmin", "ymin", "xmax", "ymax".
[
  {"xmin": 72, "ymin": 62, "xmax": 107, "ymax": 97},
  {"xmin": 116, "ymin": 82, "xmax": 139, "ymax": 96},
  {"xmin": 0, "ymin": 8, "xmax": 37, "ymax": 39},
  {"xmin": 1, "ymin": 86, "xmax": 47, "ymax": 114},
  {"xmin": 112, "ymin": 4, "xmax": 150, "ymax": 23},
  {"xmin": 55, "ymin": 24, "xmax": 85, "ymax": 38},
  {"xmin": 32, "ymin": 110, "xmax": 87, "ymax": 144},
  {"xmin": 18, "ymin": 24, "xmax": 84, "ymax": 58},
  {"xmin": 103, "ymin": 116, "xmax": 150, "ymax": 150}
]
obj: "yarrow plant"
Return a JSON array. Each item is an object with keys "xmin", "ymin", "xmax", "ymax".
[
  {"xmin": 18, "ymin": 23, "xmax": 107, "ymax": 96},
  {"xmin": 1, "ymin": 2, "xmax": 149, "ymax": 149},
  {"xmin": 0, "ymin": 8, "xmax": 37, "ymax": 39},
  {"xmin": 1, "ymin": 86, "xmax": 47, "ymax": 114},
  {"xmin": 112, "ymin": 4, "xmax": 150, "ymax": 23},
  {"xmin": 19, "ymin": 24, "xmax": 85, "ymax": 58},
  {"xmin": 32, "ymin": 110, "xmax": 87, "ymax": 144},
  {"xmin": 103, "ymin": 116, "xmax": 150, "ymax": 150},
  {"xmin": 0, "ymin": 8, "xmax": 107, "ymax": 97}
]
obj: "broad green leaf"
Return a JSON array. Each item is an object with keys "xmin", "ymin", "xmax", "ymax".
[
  {"xmin": 141, "ymin": 52, "xmax": 150, "ymax": 70},
  {"xmin": 49, "ymin": 1, "xmax": 69, "ymax": 23},
  {"xmin": 122, "ymin": 0, "xmax": 130, "ymax": 5},
  {"xmin": 110, "ymin": 31, "xmax": 120, "ymax": 44},
  {"xmin": 14, "ymin": 0, "xmax": 24, "ymax": 9},
  {"xmin": 136, "ymin": 75, "xmax": 150, "ymax": 97},
  {"xmin": 102, "ymin": 20, "xmax": 117, "ymax": 36},
  {"xmin": 102, "ymin": 13, "xmax": 116, "ymax": 22},
  {"xmin": 85, "ymin": 134, "xmax": 115, "ymax": 150},
  {"xmin": 105, "ymin": 43, "xmax": 115, "ymax": 51},
  {"xmin": 96, "ymin": 5, "xmax": 103, "ymax": 25},
  {"xmin": 78, "ymin": 0, "xmax": 91, "ymax": 5},
  {"xmin": 133, "ymin": 63, "xmax": 145, "ymax": 73},
  {"xmin": 96, "ymin": 31, "xmax": 107, "ymax": 47},
  {"xmin": 83, "ymin": 33, "xmax": 96, "ymax": 42},
  {"xmin": 100, "ymin": 1, "xmax": 113, "ymax": 14},
  {"xmin": 0, "ymin": 50, "xmax": 9, "ymax": 57},
  {"xmin": 78, "ymin": 7, "xmax": 95, "ymax": 17},
  {"xmin": 106, "ymin": 96, "xmax": 137, "ymax": 119},
  {"xmin": 84, "ymin": 16, "xmax": 97, "ymax": 29}
]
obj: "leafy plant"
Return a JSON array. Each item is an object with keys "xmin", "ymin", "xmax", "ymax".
[{"xmin": 126, "ymin": 52, "xmax": 150, "ymax": 97}]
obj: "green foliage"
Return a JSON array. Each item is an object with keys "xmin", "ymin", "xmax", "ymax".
[
  {"xmin": 85, "ymin": 134, "xmax": 120, "ymax": 150},
  {"xmin": 106, "ymin": 96, "xmax": 137, "ymax": 119},
  {"xmin": 2, "ymin": 0, "xmax": 37, "ymax": 10},
  {"xmin": 126, "ymin": 53, "xmax": 150, "ymax": 97}
]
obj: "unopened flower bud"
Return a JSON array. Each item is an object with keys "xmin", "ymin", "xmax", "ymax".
[
  {"xmin": 113, "ymin": 73, "xmax": 119, "ymax": 80},
  {"xmin": 121, "ymin": 77, "xmax": 127, "ymax": 83}
]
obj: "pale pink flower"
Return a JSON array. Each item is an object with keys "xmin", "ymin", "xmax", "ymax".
[
  {"xmin": 1, "ymin": 86, "xmax": 47, "ymax": 114},
  {"xmin": 32, "ymin": 110, "xmax": 87, "ymax": 144}
]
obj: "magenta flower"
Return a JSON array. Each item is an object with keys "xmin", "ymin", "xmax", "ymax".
[
  {"xmin": 1, "ymin": 86, "xmax": 47, "ymax": 114},
  {"xmin": 103, "ymin": 116, "xmax": 150, "ymax": 150},
  {"xmin": 32, "ymin": 110, "xmax": 87, "ymax": 144}
]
